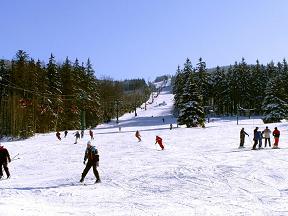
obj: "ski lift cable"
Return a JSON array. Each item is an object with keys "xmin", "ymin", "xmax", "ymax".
[{"xmin": 0, "ymin": 82, "xmax": 78, "ymax": 100}]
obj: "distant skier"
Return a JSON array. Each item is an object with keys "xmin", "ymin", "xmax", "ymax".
[
  {"xmin": 170, "ymin": 124, "xmax": 173, "ymax": 130},
  {"xmin": 162, "ymin": 118, "xmax": 165, "ymax": 123},
  {"xmin": 252, "ymin": 127, "xmax": 260, "ymax": 150},
  {"xmin": 0, "ymin": 144, "xmax": 11, "ymax": 179},
  {"xmin": 64, "ymin": 130, "xmax": 68, "ymax": 138},
  {"xmin": 155, "ymin": 135, "xmax": 164, "ymax": 150},
  {"xmin": 80, "ymin": 141, "xmax": 101, "ymax": 184},
  {"xmin": 257, "ymin": 130, "xmax": 263, "ymax": 148},
  {"xmin": 272, "ymin": 127, "xmax": 280, "ymax": 148},
  {"xmin": 262, "ymin": 126, "xmax": 271, "ymax": 147},
  {"xmin": 239, "ymin": 128, "xmax": 249, "ymax": 148},
  {"xmin": 89, "ymin": 129, "xmax": 94, "ymax": 140},
  {"xmin": 74, "ymin": 131, "xmax": 80, "ymax": 144},
  {"xmin": 81, "ymin": 130, "xmax": 84, "ymax": 138},
  {"xmin": 56, "ymin": 131, "xmax": 61, "ymax": 141},
  {"xmin": 135, "ymin": 130, "xmax": 141, "ymax": 142}
]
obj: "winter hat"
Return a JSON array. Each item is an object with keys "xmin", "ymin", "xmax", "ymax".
[{"xmin": 87, "ymin": 141, "xmax": 92, "ymax": 146}]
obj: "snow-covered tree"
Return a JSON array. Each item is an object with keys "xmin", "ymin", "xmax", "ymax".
[
  {"xmin": 262, "ymin": 77, "xmax": 288, "ymax": 123},
  {"xmin": 178, "ymin": 73, "xmax": 205, "ymax": 127}
]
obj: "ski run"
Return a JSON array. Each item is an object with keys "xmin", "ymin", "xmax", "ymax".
[{"xmin": 1, "ymin": 80, "xmax": 288, "ymax": 216}]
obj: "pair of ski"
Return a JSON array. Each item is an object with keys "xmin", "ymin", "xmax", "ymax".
[{"xmin": 238, "ymin": 147, "xmax": 280, "ymax": 151}]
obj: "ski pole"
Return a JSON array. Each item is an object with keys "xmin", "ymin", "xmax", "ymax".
[
  {"xmin": 11, "ymin": 153, "xmax": 19, "ymax": 160},
  {"xmin": 11, "ymin": 157, "xmax": 20, "ymax": 162}
]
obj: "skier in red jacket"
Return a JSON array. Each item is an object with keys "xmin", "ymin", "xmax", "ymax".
[
  {"xmin": 272, "ymin": 127, "xmax": 280, "ymax": 148},
  {"xmin": 155, "ymin": 136, "xmax": 164, "ymax": 150}
]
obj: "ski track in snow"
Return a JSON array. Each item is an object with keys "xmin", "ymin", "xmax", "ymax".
[{"xmin": 1, "ymin": 80, "xmax": 288, "ymax": 215}]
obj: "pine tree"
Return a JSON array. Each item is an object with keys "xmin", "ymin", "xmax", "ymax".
[
  {"xmin": 178, "ymin": 73, "xmax": 205, "ymax": 127},
  {"xmin": 195, "ymin": 57, "xmax": 209, "ymax": 106},
  {"xmin": 211, "ymin": 66, "xmax": 228, "ymax": 114},
  {"xmin": 262, "ymin": 76, "xmax": 288, "ymax": 123}
]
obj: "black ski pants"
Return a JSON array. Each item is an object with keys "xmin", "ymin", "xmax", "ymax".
[
  {"xmin": 240, "ymin": 137, "xmax": 245, "ymax": 147},
  {"xmin": 81, "ymin": 160, "xmax": 100, "ymax": 181},
  {"xmin": 265, "ymin": 138, "xmax": 271, "ymax": 147},
  {"xmin": 0, "ymin": 162, "xmax": 10, "ymax": 178},
  {"xmin": 252, "ymin": 139, "xmax": 258, "ymax": 150}
]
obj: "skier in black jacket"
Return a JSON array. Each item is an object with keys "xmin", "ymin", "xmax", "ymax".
[
  {"xmin": 79, "ymin": 141, "xmax": 101, "ymax": 183},
  {"xmin": 239, "ymin": 128, "xmax": 249, "ymax": 148},
  {"xmin": 0, "ymin": 144, "xmax": 11, "ymax": 179}
]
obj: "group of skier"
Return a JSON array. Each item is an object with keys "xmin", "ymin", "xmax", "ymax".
[
  {"xmin": 0, "ymin": 140, "xmax": 101, "ymax": 183},
  {"xmin": 55, "ymin": 129, "xmax": 94, "ymax": 144},
  {"xmin": 135, "ymin": 130, "xmax": 165, "ymax": 150},
  {"xmin": 240, "ymin": 126, "xmax": 280, "ymax": 150}
]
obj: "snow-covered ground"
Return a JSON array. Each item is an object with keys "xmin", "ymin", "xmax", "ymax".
[{"xmin": 1, "ymin": 80, "xmax": 288, "ymax": 216}]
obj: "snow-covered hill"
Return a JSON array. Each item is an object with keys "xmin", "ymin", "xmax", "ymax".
[{"xmin": 1, "ymin": 80, "xmax": 288, "ymax": 216}]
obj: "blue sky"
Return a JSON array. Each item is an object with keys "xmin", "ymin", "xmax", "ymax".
[{"xmin": 1, "ymin": 0, "xmax": 288, "ymax": 81}]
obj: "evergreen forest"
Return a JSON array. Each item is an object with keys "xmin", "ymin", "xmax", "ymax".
[
  {"xmin": 173, "ymin": 57, "xmax": 288, "ymax": 127},
  {"xmin": 0, "ymin": 50, "xmax": 151, "ymax": 138}
]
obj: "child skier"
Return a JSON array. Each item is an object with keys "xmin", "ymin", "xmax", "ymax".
[{"xmin": 155, "ymin": 136, "xmax": 164, "ymax": 150}]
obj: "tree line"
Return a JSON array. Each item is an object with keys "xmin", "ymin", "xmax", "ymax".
[
  {"xmin": 173, "ymin": 57, "xmax": 288, "ymax": 127},
  {"xmin": 0, "ymin": 50, "xmax": 150, "ymax": 138}
]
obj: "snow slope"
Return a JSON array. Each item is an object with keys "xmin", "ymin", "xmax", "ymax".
[{"xmin": 1, "ymin": 80, "xmax": 288, "ymax": 216}]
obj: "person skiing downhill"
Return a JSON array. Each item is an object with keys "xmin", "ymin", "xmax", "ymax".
[
  {"xmin": 239, "ymin": 128, "xmax": 249, "ymax": 148},
  {"xmin": 80, "ymin": 141, "xmax": 101, "ymax": 183},
  {"xmin": 64, "ymin": 130, "xmax": 68, "ymax": 138},
  {"xmin": 135, "ymin": 130, "xmax": 141, "ymax": 142},
  {"xmin": 74, "ymin": 131, "xmax": 80, "ymax": 144},
  {"xmin": 89, "ymin": 129, "xmax": 94, "ymax": 140},
  {"xmin": 0, "ymin": 144, "xmax": 11, "ymax": 179},
  {"xmin": 272, "ymin": 127, "xmax": 280, "ymax": 148},
  {"xmin": 56, "ymin": 131, "xmax": 61, "ymax": 141},
  {"xmin": 155, "ymin": 136, "xmax": 164, "ymax": 150}
]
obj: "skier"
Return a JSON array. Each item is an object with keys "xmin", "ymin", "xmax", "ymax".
[
  {"xmin": 170, "ymin": 124, "xmax": 173, "ymax": 130},
  {"xmin": 64, "ymin": 130, "xmax": 68, "ymax": 138},
  {"xmin": 74, "ymin": 131, "xmax": 80, "ymax": 144},
  {"xmin": 257, "ymin": 130, "xmax": 263, "ymax": 149},
  {"xmin": 81, "ymin": 130, "xmax": 84, "ymax": 138},
  {"xmin": 262, "ymin": 126, "xmax": 271, "ymax": 147},
  {"xmin": 135, "ymin": 130, "xmax": 141, "ymax": 142},
  {"xmin": 80, "ymin": 141, "xmax": 101, "ymax": 183},
  {"xmin": 252, "ymin": 127, "xmax": 259, "ymax": 150},
  {"xmin": 155, "ymin": 135, "xmax": 164, "ymax": 150},
  {"xmin": 272, "ymin": 127, "xmax": 280, "ymax": 148},
  {"xmin": 239, "ymin": 128, "xmax": 249, "ymax": 148},
  {"xmin": 0, "ymin": 144, "xmax": 11, "ymax": 179},
  {"xmin": 56, "ymin": 131, "xmax": 61, "ymax": 141},
  {"xmin": 89, "ymin": 129, "xmax": 94, "ymax": 140}
]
